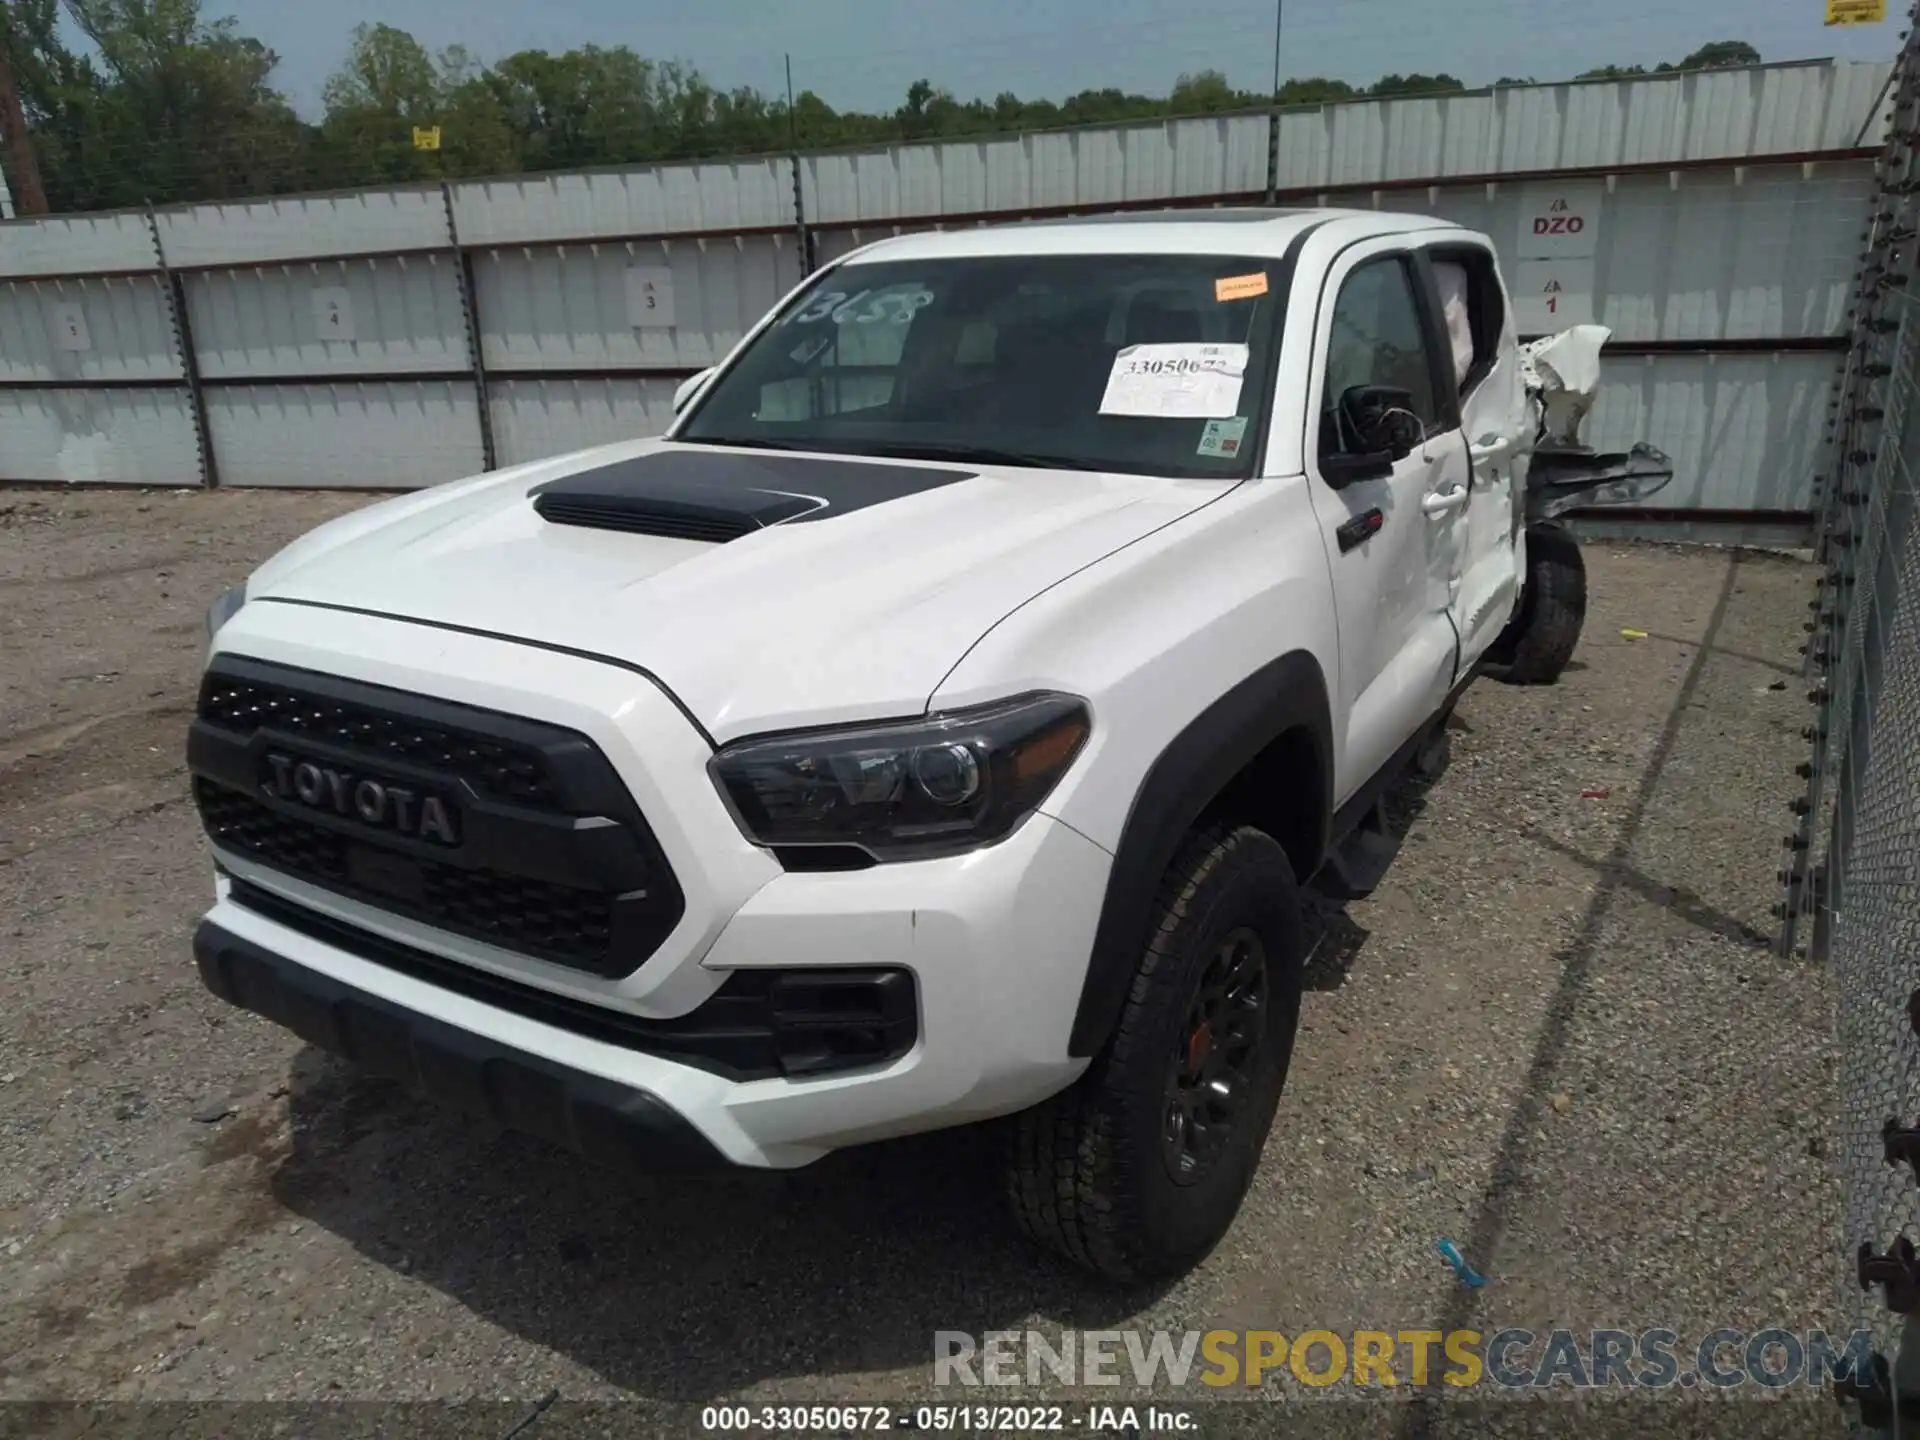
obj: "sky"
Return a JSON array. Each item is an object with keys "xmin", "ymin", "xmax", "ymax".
[{"xmin": 190, "ymin": 0, "xmax": 1900, "ymax": 118}]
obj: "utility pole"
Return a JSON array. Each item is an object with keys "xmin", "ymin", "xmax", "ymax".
[
  {"xmin": 1264, "ymin": 0, "xmax": 1283, "ymax": 205},
  {"xmin": 785, "ymin": 53, "xmax": 800, "ymax": 151},
  {"xmin": 1269, "ymin": 0, "xmax": 1284, "ymax": 104},
  {"xmin": 784, "ymin": 53, "xmax": 814, "ymax": 274},
  {"xmin": 0, "ymin": 14, "xmax": 49, "ymax": 215}
]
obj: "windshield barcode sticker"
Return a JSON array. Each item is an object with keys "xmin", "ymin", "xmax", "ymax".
[{"xmin": 1099, "ymin": 343, "xmax": 1249, "ymax": 419}]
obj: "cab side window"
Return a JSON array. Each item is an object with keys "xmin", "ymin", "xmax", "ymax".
[
  {"xmin": 1320, "ymin": 256, "xmax": 1440, "ymax": 459},
  {"xmin": 1428, "ymin": 245, "xmax": 1507, "ymax": 399}
]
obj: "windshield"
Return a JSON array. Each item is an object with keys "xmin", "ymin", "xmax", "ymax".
[{"xmin": 675, "ymin": 253, "xmax": 1285, "ymax": 479}]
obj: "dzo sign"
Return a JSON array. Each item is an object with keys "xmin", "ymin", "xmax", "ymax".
[{"xmin": 1516, "ymin": 182, "xmax": 1601, "ymax": 261}]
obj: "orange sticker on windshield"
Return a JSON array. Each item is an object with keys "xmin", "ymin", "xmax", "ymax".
[{"xmin": 1215, "ymin": 272, "xmax": 1269, "ymax": 302}]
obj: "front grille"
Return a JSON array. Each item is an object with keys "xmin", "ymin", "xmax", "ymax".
[
  {"xmin": 200, "ymin": 676, "xmax": 561, "ymax": 809},
  {"xmin": 189, "ymin": 656, "xmax": 685, "ymax": 978},
  {"xmin": 228, "ymin": 880, "xmax": 918, "ymax": 1081},
  {"xmin": 198, "ymin": 783, "xmax": 614, "ymax": 964}
]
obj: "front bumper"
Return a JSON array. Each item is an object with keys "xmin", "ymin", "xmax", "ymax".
[
  {"xmin": 194, "ymin": 594, "xmax": 1111, "ymax": 1169},
  {"xmin": 195, "ymin": 915, "xmax": 728, "ymax": 1171},
  {"xmin": 200, "ymin": 798, "xmax": 1108, "ymax": 1168}
]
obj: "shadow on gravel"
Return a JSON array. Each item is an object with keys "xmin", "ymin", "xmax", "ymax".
[
  {"xmin": 268, "ymin": 1058, "xmax": 1169, "ymax": 1400},
  {"xmin": 1397, "ymin": 551, "xmax": 1747, "ymax": 1439}
]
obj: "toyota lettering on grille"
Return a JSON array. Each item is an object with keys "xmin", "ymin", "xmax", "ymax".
[{"xmin": 263, "ymin": 753, "xmax": 461, "ymax": 846}]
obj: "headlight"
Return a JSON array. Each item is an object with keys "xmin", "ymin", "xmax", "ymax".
[
  {"xmin": 710, "ymin": 693, "xmax": 1092, "ymax": 861},
  {"xmin": 205, "ymin": 580, "xmax": 248, "ymax": 641}
]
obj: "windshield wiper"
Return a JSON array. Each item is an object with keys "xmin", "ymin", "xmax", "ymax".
[{"xmin": 845, "ymin": 441, "xmax": 1107, "ymax": 472}]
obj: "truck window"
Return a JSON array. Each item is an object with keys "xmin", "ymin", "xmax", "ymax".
[
  {"xmin": 1320, "ymin": 256, "xmax": 1440, "ymax": 459},
  {"xmin": 678, "ymin": 252, "xmax": 1286, "ymax": 481},
  {"xmin": 1427, "ymin": 245, "xmax": 1507, "ymax": 397}
]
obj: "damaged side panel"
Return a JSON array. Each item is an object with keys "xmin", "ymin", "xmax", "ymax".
[
  {"xmin": 1527, "ymin": 442, "xmax": 1676, "ymax": 521},
  {"xmin": 1515, "ymin": 324, "xmax": 1675, "ymax": 522}
]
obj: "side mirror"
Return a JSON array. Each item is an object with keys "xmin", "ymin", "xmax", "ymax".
[
  {"xmin": 1337, "ymin": 384, "xmax": 1423, "ymax": 460},
  {"xmin": 673, "ymin": 368, "xmax": 715, "ymax": 414},
  {"xmin": 1319, "ymin": 383, "xmax": 1424, "ymax": 487},
  {"xmin": 1321, "ymin": 449, "xmax": 1395, "ymax": 488}
]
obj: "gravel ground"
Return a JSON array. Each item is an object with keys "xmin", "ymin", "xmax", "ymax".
[{"xmin": 0, "ymin": 488, "xmax": 1844, "ymax": 1436}]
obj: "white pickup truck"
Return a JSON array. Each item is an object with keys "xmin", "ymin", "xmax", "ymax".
[{"xmin": 188, "ymin": 208, "xmax": 1668, "ymax": 1284}]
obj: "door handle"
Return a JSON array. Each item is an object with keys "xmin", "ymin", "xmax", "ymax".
[
  {"xmin": 1470, "ymin": 433, "xmax": 1516, "ymax": 465},
  {"xmin": 1335, "ymin": 508, "xmax": 1384, "ymax": 553},
  {"xmin": 1421, "ymin": 485, "xmax": 1468, "ymax": 517}
]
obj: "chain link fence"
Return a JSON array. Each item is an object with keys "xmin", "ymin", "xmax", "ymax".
[{"xmin": 1783, "ymin": 7, "xmax": 1920, "ymax": 1429}]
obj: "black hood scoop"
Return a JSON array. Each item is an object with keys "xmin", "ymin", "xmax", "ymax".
[{"xmin": 529, "ymin": 447, "xmax": 978, "ymax": 543}]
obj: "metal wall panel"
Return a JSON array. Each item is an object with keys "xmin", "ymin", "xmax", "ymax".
[
  {"xmin": 183, "ymin": 256, "xmax": 471, "ymax": 380},
  {"xmin": 0, "ymin": 275, "xmax": 182, "ymax": 382},
  {"xmin": 472, "ymin": 234, "xmax": 804, "ymax": 373},
  {"xmin": 811, "ymin": 228, "xmax": 894, "ymax": 268},
  {"xmin": 1270, "ymin": 60, "xmax": 1891, "ymax": 192},
  {"xmin": 1584, "ymin": 350, "xmax": 1837, "ymax": 512},
  {"xmin": 0, "ymin": 60, "xmax": 1885, "ymax": 511},
  {"xmin": 450, "ymin": 160, "xmax": 793, "ymax": 246},
  {"xmin": 809, "ymin": 165, "xmax": 1868, "ymax": 346},
  {"xmin": 800, "ymin": 63, "xmax": 1887, "ymax": 228},
  {"xmin": 0, "ymin": 389, "xmax": 199, "ymax": 484},
  {"xmin": 1392, "ymin": 163, "xmax": 1870, "ymax": 342},
  {"xmin": 1727, "ymin": 55, "xmax": 1893, "ymax": 154},
  {"xmin": 489, "ymin": 377, "xmax": 677, "ymax": 467},
  {"xmin": 1588, "ymin": 166, "xmax": 1866, "ymax": 342},
  {"xmin": 206, "ymin": 383, "xmax": 484, "ymax": 489},
  {"xmin": 154, "ymin": 189, "xmax": 451, "ymax": 268},
  {"xmin": 802, "ymin": 113, "xmax": 1271, "ymax": 225},
  {"xmin": 810, "ymin": 225, "xmax": 936, "ymax": 268},
  {"xmin": 0, "ymin": 213, "xmax": 157, "ymax": 278}
]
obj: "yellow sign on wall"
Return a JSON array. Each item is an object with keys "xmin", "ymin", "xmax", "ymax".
[
  {"xmin": 1826, "ymin": 0, "xmax": 1887, "ymax": 25},
  {"xmin": 412, "ymin": 126, "xmax": 442, "ymax": 151}
]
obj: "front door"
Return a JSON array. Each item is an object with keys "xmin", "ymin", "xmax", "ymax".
[
  {"xmin": 1304, "ymin": 245, "xmax": 1471, "ymax": 804},
  {"xmin": 1421, "ymin": 244, "xmax": 1527, "ymax": 674}
]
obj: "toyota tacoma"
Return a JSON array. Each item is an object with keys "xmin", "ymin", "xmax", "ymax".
[{"xmin": 188, "ymin": 208, "xmax": 1668, "ymax": 1283}]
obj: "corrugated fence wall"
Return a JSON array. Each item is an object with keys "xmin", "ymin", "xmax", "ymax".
[{"xmin": 0, "ymin": 58, "xmax": 1894, "ymax": 531}]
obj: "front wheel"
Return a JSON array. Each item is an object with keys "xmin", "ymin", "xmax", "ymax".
[
  {"xmin": 1007, "ymin": 826, "xmax": 1305, "ymax": 1284},
  {"xmin": 1482, "ymin": 522, "xmax": 1587, "ymax": 686}
]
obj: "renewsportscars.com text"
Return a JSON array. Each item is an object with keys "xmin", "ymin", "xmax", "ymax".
[{"xmin": 933, "ymin": 1327, "xmax": 1877, "ymax": 1390}]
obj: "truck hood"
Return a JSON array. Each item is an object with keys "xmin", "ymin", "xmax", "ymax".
[{"xmin": 248, "ymin": 438, "xmax": 1225, "ymax": 743}]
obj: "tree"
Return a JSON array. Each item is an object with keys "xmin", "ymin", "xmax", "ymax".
[
  {"xmin": 1369, "ymin": 73, "xmax": 1467, "ymax": 98},
  {"xmin": 1277, "ymin": 77, "xmax": 1357, "ymax": 105},
  {"xmin": 789, "ymin": 88, "xmax": 844, "ymax": 149},
  {"xmin": 322, "ymin": 22, "xmax": 437, "ymax": 116},
  {"xmin": 1168, "ymin": 69, "xmax": 1247, "ymax": 114},
  {"xmin": 315, "ymin": 22, "xmax": 528, "ymax": 183},
  {"xmin": 476, "ymin": 45, "xmax": 661, "ymax": 171},
  {"xmin": 0, "ymin": 7, "xmax": 51, "ymax": 212},
  {"xmin": 51, "ymin": 0, "xmax": 307, "ymax": 207},
  {"xmin": 897, "ymin": 77, "xmax": 937, "ymax": 137},
  {"xmin": 1671, "ymin": 40, "xmax": 1762, "ymax": 71},
  {"xmin": 0, "ymin": 11, "xmax": 1774, "ymax": 214},
  {"xmin": 1582, "ymin": 39, "xmax": 1761, "ymax": 81}
]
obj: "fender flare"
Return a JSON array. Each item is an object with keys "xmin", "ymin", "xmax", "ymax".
[{"xmin": 1066, "ymin": 650, "xmax": 1334, "ymax": 1058}]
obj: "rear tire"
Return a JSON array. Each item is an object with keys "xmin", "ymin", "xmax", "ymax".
[
  {"xmin": 1007, "ymin": 826, "xmax": 1305, "ymax": 1285},
  {"xmin": 1483, "ymin": 523, "xmax": 1587, "ymax": 686}
]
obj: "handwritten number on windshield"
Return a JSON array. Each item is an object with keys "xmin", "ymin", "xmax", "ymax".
[{"xmin": 785, "ymin": 289, "xmax": 934, "ymax": 327}]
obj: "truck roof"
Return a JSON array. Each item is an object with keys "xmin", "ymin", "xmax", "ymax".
[{"xmin": 836, "ymin": 207, "xmax": 1471, "ymax": 265}]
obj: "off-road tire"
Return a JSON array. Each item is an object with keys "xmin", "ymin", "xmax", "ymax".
[
  {"xmin": 1483, "ymin": 523, "xmax": 1587, "ymax": 686},
  {"xmin": 1007, "ymin": 826, "xmax": 1306, "ymax": 1284}
]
